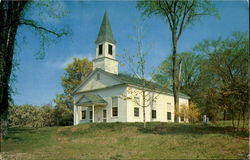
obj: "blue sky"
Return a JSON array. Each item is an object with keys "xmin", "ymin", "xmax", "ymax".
[{"xmin": 13, "ymin": 0, "xmax": 249, "ymax": 106}]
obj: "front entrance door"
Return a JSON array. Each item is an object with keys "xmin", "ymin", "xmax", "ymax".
[
  {"xmin": 90, "ymin": 111, "xmax": 93, "ymax": 123},
  {"xmin": 103, "ymin": 109, "xmax": 107, "ymax": 122}
]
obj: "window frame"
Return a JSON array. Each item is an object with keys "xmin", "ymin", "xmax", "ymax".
[
  {"xmin": 89, "ymin": 110, "xmax": 93, "ymax": 123},
  {"xmin": 99, "ymin": 44, "xmax": 103, "ymax": 55},
  {"xmin": 81, "ymin": 110, "xmax": 86, "ymax": 120},
  {"xmin": 112, "ymin": 97, "xmax": 118, "ymax": 117},
  {"xmin": 108, "ymin": 44, "xmax": 113, "ymax": 55},
  {"xmin": 167, "ymin": 112, "xmax": 171, "ymax": 120},
  {"xmin": 103, "ymin": 109, "xmax": 107, "ymax": 122},
  {"xmin": 134, "ymin": 107, "xmax": 139, "ymax": 117},
  {"xmin": 152, "ymin": 110, "xmax": 157, "ymax": 119}
]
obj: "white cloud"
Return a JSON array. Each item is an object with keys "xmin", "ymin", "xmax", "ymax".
[
  {"xmin": 46, "ymin": 53, "xmax": 94, "ymax": 69},
  {"xmin": 60, "ymin": 53, "xmax": 94, "ymax": 69}
]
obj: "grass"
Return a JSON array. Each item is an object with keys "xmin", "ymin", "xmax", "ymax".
[{"xmin": 1, "ymin": 121, "xmax": 249, "ymax": 159}]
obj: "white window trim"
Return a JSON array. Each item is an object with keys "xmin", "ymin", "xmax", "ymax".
[
  {"xmin": 152, "ymin": 109, "xmax": 157, "ymax": 119},
  {"xmin": 167, "ymin": 112, "xmax": 171, "ymax": 120},
  {"xmin": 134, "ymin": 107, "xmax": 140, "ymax": 117},
  {"xmin": 111, "ymin": 97, "xmax": 118, "ymax": 118},
  {"xmin": 134, "ymin": 97, "xmax": 140, "ymax": 118}
]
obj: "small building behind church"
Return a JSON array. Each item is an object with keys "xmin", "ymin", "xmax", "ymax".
[{"xmin": 73, "ymin": 12, "xmax": 190, "ymax": 125}]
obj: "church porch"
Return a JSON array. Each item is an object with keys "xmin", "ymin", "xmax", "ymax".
[{"xmin": 74, "ymin": 94, "xmax": 107, "ymax": 124}]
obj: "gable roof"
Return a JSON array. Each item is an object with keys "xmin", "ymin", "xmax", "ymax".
[
  {"xmin": 74, "ymin": 68, "xmax": 190, "ymax": 99},
  {"xmin": 76, "ymin": 93, "xmax": 107, "ymax": 106},
  {"xmin": 95, "ymin": 11, "xmax": 116, "ymax": 44},
  {"xmin": 103, "ymin": 70, "xmax": 190, "ymax": 99}
]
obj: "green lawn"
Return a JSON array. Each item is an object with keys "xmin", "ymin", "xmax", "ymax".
[{"xmin": 1, "ymin": 122, "xmax": 249, "ymax": 159}]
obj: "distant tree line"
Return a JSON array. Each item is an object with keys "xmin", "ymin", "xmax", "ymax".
[{"xmin": 154, "ymin": 31, "xmax": 249, "ymax": 129}]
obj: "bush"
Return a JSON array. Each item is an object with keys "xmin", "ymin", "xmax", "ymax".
[{"xmin": 8, "ymin": 104, "xmax": 73, "ymax": 127}]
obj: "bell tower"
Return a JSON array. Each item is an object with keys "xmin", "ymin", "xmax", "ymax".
[{"xmin": 93, "ymin": 11, "xmax": 118, "ymax": 74}]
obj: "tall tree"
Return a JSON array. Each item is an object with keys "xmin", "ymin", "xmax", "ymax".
[
  {"xmin": 0, "ymin": 1, "xmax": 68, "ymax": 138},
  {"xmin": 54, "ymin": 58, "xmax": 92, "ymax": 110},
  {"xmin": 54, "ymin": 58, "xmax": 92, "ymax": 125},
  {"xmin": 154, "ymin": 52, "xmax": 209, "ymax": 118},
  {"xmin": 154, "ymin": 52, "xmax": 203, "ymax": 98},
  {"xmin": 137, "ymin": 0, "xmax": 218, "ymax": 122},
  {"xmin": 194, "ymin": 31, "xmax": 249, "ymax": 128}
]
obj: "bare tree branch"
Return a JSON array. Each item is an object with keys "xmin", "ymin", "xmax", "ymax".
[{"xmin": 20, "ymin": 19, "xmax": 67, "ymax": 37}]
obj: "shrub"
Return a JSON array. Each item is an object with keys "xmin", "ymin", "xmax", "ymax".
[{"xmin": 8, "ymin": 104, "xmax": 73, "ymax": 127}]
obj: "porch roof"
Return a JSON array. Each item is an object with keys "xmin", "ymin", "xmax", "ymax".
[{"xmin": 76, "ymin": 93, "xmax": 107, "ymax": 106}]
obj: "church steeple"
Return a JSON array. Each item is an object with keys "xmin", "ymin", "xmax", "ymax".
[
  {"xmin": 93, "ymin": 11, "xmax": 118, "ymax": 74},
  {"xmin": 95, "ymin": 11, "xmax": 116, "ymax": 44}
]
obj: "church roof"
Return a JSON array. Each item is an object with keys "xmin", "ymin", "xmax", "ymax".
[
  {"xmin": 73, "ymin": 68, "xmax": 190, "ymax": 99},
  {"xmin": 103, "ymin": 70, "xmax": 190, "ymax": 99},
  {"xmin": 95, "ymin": 11, "xmax": 116, "ymax": 44},
  {"xmin": 76, "ymin": 93, "xmax": 107, "ymax": 106}
]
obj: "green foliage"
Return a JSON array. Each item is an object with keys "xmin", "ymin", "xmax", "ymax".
[
  {"xmin": 154, "ymin": 52, "xmax": 203, "ymax": 91},
  {"xmin": 137, "ymin": 0, "xmax": 219, "ymax": 33},
  {"xmin": 53, "ymin": 103, "xmax": 73, "ymax": 126},
  {"xmin": 195, "ymin": 31, "xmax": 249, "ymax": 127},
  {"xmin": 136, "ymin": 0, "xmax": 219, "ymax": 122},
  {"xmin": 61, "ymin": 58, "xmax": 93, "ymax": 96},
  {"xmin": 21, "ymin": 1, "xmax": 70, "ymax": 59},
  {"xmin": 53, "ymin": 58, "xmax": 92, "ymax": 125},
  {"xmin": 0, "ymin": 0, "xmax": 71, "ymax": 138},
  {"xmin": 155, "ymin": 31, "xmax": 248, "ymax": 128},
  {"xmin": 179, "ymin": 102, "xmax": 201, "ymax": 123},
  {"xmin": 8, "ymin": 104, "xmax": 56, "ymax": 127},
  {"xmin": 8, "ymin": 103, "xmax": 74, "ymax": 127}
]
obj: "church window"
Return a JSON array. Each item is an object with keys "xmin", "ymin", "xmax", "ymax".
[
  {"xmin": 112, "ymin": 97, "xmax": 118, "ymax": 117},
  {"xmin": 152, "ymin": 110, "xmax": 156, "ymax": 119},
  {"xmin": 108, "ymin": 44, "xmax": 113, "ymax": 55},
  {"xmin": 134, "ymin": 97, "xmax": 139, "ymax": 117},
  {"xmin": 97, "ymin": 73, "xmax": 100, "ymax": 80},
  {"xmin": 167, "ymin": 112, "xmax": 171, "ymax": 120},
  {"xmin": 99, "ymin": 44, "xmax": 103, "ymax": 55},
  {"xmin": 81, "ymin": 110, "xmax": 86, "ymax": 119},
  {"xmin": 90, "ymin": 111, "xmax": 93, "ymax": 123},
  {"xmin": 134, "ymin": 107, "xmax": 139, "ymax": 117}
]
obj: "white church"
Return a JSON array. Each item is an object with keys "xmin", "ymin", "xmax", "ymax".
[{"xmin": 73, "ymin": 12, "xmax": 190, "ymax": 125}]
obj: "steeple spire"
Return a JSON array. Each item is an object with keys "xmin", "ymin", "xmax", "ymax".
[
  {"xmin": 93, "ymin": 11, "xmax": 118, "ymax": 74},
  {"xmin": 95, "ymin": 11, "xmax": 116, "ymax": 44}
]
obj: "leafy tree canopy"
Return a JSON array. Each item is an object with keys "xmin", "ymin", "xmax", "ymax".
[{"xmin": 54, "ymin": 58, "xmax": 93, "ymax": 111}]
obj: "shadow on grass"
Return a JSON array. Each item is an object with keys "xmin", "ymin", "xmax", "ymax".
[
  {"xmin": 47, "ymin": 122, "xmax": 250, "ymax": 141},
  {"xmin": 4, "ymin": 128, "xmax": 36, "ymax": 139},
  {"xmin": 137, "ymin": 122, "xmax": 249, "ymax": 138},
  {"xmin": 4, "ymin": 127, "xmax": 50, "ymax": 142}
]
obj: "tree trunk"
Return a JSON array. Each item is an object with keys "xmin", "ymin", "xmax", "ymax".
[
  {"xmin": 223, "ymin": 109, "xmax": 226, "ymax": 120},
  {"xmin": 172, "ymin": 30, "xmax": 179, "ymax": 122},
  {"xmin": 237, "ymin": 111, "xmax": 240, "ymax": 129},
  {"xmin": 142, "ymin": 90, "xmax": 146, "ymax": 128},
  {"xmin": 231, "ymin": 109, "xmax": 235, "ymax": 129},
  {"xmin": 0, "ymin": 100, "xmax": 9, "ymax": 139},
  {"xmin": 242, "ymin": 106, "xmax": 246, "ymax": 129},
  {"xmin": 0, "ymin": 1, "xmax": 28, "ymax": 139}
]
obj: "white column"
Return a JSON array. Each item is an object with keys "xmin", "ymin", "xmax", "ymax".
[
  {"xmin": 92, "ymin": 104, "xmax": 95, "ymax": 123},
  {"xmin": 74, "ymin": 105, "xmax": 78, "ymax": 125}
]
